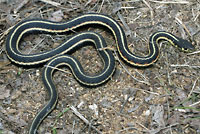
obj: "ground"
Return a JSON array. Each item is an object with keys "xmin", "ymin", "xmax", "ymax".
[{"xmin": 0, "ymin": 0, "xmax": 200, "ymax": 134}]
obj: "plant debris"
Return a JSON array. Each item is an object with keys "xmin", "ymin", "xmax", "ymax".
[{"xmin": 0, "ymin": 0, "xmax": 199, "ymax": 134}]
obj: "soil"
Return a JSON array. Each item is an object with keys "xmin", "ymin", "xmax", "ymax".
[{"xmin": 0, "ymin": 0, "xmax": 200, "ymax": 134}]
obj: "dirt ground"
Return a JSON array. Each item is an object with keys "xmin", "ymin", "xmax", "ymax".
[{"xmin": 0, "ymin": 0, "xmax": 200, "ymax": 134}]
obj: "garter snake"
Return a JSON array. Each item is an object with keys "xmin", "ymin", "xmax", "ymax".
[{"xmin": 5, "ymin": 13, "xmax": 194, "ymax": 134}]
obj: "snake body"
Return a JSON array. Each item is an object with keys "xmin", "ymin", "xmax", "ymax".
[{"xmin": 5, "ymin": 13, "xmax": 194, "ymax": 134}]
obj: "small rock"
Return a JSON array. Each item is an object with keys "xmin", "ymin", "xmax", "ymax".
[
  {"xmin": 0, "ymin": 85, "xmax": 10, "ymax": 99},
  {"xmin": 11, "ymin": 90, "xmax": 22, "ymax": 100},
  {"xmin": 89, "ymin": 103, "xmax": 98, "ymax": 116}
]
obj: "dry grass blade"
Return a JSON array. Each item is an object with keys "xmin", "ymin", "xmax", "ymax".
[
  {"xmin": 97, "ymin": 0, "xmax": 105, "ymax": 13},
  {"xmin": 44, "ymin": 64, "xmax": 72, "ymax": 75},
  {"xmin": 188, "ymin": 77, "xmax": 199, "ymax": 98},
  {"xmin": 70, "ymin": 106, "xmax": 102, "ymax": 134},
  {"xmin": 170, "ymin": 64, "xmax": 200, "ymax": 69},
  {"xmin": 39, "ymin": 0, "xmax": 61, "ymax": 7},
  {"xmin": 27, "ymin": 38, "xmax": 45, "ymax": 54},
  {"xmin": 149, "ymin": 0, "xmax": 189, "ymax": 4},
  {"xmin": 193, "ymin": 11, "xmax": 200, "ymax": 21},
  {"xmin": 142, "ymin": 0, "xmax": 154, "ymax": 25},
  {"xmin": 14, "ymin": 0, "xmax": 30, "ymax": 14},
  {"xmin": 175, "ymin": 17, "xmax": 192, "ymax": 37},
  {"xmin": 113, "ymin": 50, "xmax": 150, "ymax": 85},
  {"xmin": 187, "ymin": 50, "xmax": 200, "ymax": 55},
  {"xmin": 117, "ymin": 12, "xmax": 132, "ymax": 36},
  {"xmin": 189, "ymin": 100, "xmax": 200, "ymax": 107}
]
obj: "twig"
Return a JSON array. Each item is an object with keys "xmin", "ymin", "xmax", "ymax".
[
  {"xmin": 28, "ymin": 38, "xmax": 45, "ymax": 54},
  {"xmin": 120, "ymin": 88, "xmax": 138, "ymax": 113},
  {"xmin": 84, "ymin": 0, "xmax": 93, "ymax": 7},
  {"xmin": 149, "ymin": 0, "xmax": 189, "ymax": 4},
  {"xmin": 170, "ymin": 64, "xmax": 200, "ymax": 69},
  {"xmin": 146, "ymin": 123, "xmax": 179, "ymax": 133},
  {"xmin": 0, "ymin": 41, "xmax": 4, "ymax": 54},
  {"xmin": 189, "ymin": 100, "xmax": 200, "ymax": 107},
  {"xmin": 117, "ymin": 12, "xmax": 132, "ymax": 36},
  {"xmin": 142, "ymin": 0, "xmax": 154, "ymax": 25},
  {"xmin": 117, "ymin": 127, "xmax": 142, "ymax": 133},
  {"xmin": 0, "ymin": 25, "xmax": 14, "ymax": 41},
  {"xmin": 136, "ymin": 122, "xmax": 150, "ymax": 131},
  {"xmin": 165, "ymin": 53, "xmax": 172, "ymax": 85},
  {"xmin": 175, "ymin": 17, "xmax": 192, "ymax": 37},
  {"xmin": 188, "ymin": 77, "xmax": 199, "ymax": 98},
  {"xmin": 39, "ymin": 0, "xmax": 61, "ymax": 7},
  {"xmin": 121, "ymin": 0, "xmax": 141, "ymax": 3},
  {"xmin": 97, "ymin": 0, "xmax": 105, "ymax": 13},
  {"xmin": 0, "ymin": 18, "xmax": 6, "ymax": 22},
  {"xmin": 0, "ymin": 25, "xmax": 14, "ymax": 55},
  {"xmin": 135, "ymin": 69, "xmax": 149, "ymax": 82},
  {"xmin": 194, "ymin": 11, "xmax": 200, "ymax": 22},
  {"xmin": 137, "ymin": 88, "xmax": 159, "ymax": 95},
  {"xmin": 121, "ymin": 6, "xmax": 136, "ymax": 9},
  {"xmin": 44, "ymin": 64, "xmax": 72, "ymax": 75},
  {"xmin": 110, "ymin": 106, "xmax": 135, "ymax": 119},
  {"xmin": 113, "ymin": 50, "xmax": 150, "ymax": 85},
  {"xmin": 0, "ymin": 0, "xmax": 7, "ymax": 3},
  {"xmin": 88, "ymin": 119, "xmax": 97, "ymax": 134},
  {"xmin": 70, "ymin": 106, "xmax": 102, "ymax": 134},
  {"xmin": 187, "ymin": 50, "xmax": 200, "ymax": 55},
  {"xmin": 72, "ymin": 120, "xmax": 75, "ymax": 134},
  {"xmin": 90, "ymin": 0, "xmax": 100, "ymax": 11},
  {"xmin": 14, "ymin": 0, "xmax": 30, "ymax": 14}
]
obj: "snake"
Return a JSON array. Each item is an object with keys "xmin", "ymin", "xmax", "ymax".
[{"xmin": 5, "ymin": 13, "xmax": 194, "ymax": 134}]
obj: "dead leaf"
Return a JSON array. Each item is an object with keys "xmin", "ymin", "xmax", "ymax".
[
  {"xmin": 0, "ymin": 85, "xmax": 10, "ymax": 99},
  {"xmin": 151, "ymin": 105, "xmax": 165, "ymax": 127},
  {"xmin": 50, "ymin": 10, "xmax": 64, "ymax": 22}
]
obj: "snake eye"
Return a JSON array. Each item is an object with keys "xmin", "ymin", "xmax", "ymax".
[
  {"xmin": 182, "ymin": 47, "xmax": 188, "ymax": 52},
  {"xmin": 176, "ymin": 37, "xmax": 194, "ymax": 52}
]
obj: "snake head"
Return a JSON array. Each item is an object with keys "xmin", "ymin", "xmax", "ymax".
[{"xmin": 176, "ymin": 37, "xmax": 195, "ymax": 52}]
